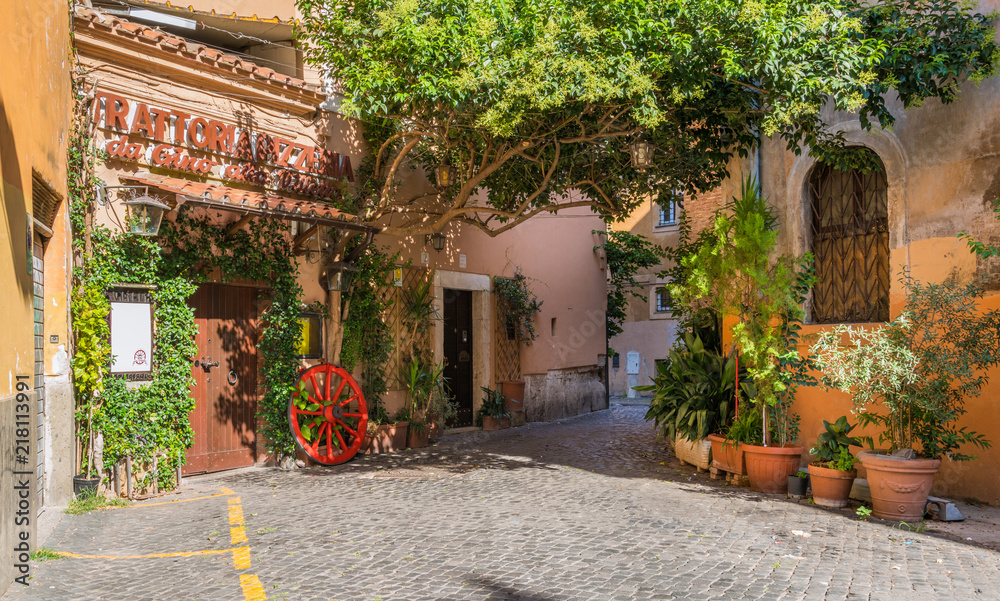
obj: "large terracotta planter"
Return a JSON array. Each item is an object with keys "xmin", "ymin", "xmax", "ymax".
[
  {"xmin": 673, "ymin": 436, "xmax": 712, "ymax": 471},
  {"xmin": 708, "ymin": 434, "xmax": 746, "ymax": 475},
  {"xmin": 858, "ymin": 450, "xmax": 940, "ymax": 521},
  {"xmin": 744, "ymin": 444, "xmax": 805, "ymax": 494},
  {"xmin": 809, "ymin": 463, "xmax": 856, "ymax": 508},
  {"xmin": 362, "ymin": 422, "xmax": 409, "ymax": 454},
  {"xmin": 406, "ymin": 424, "xmax": 430, "ymax": 449},
  {"xmin": 482, "ymin": 416, "xmax": 510, "ymax": 431},
  {"xmin": 500, "ymin": 380, "xmax": 525, "ymax": 413}
]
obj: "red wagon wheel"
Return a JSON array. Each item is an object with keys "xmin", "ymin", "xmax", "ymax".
[{"xmin": 288, "ymin": 364, "xmax": 368, "ymax": 465}]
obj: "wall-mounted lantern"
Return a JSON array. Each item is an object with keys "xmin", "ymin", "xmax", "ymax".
[
  {"xmin": 325, "ymin": 261, "xmax": 357, "ymax": 292},
  {"xmin": 124, "ymin": 194, "xmax": 171, "ymax": 236},
  {"xmin": 425, "ymin": 232, "xmax": 446, "ymax": 252},
  {"xmin": 629, "ymin": 140, "xmax": 654, "ymax": 170},
  {"xmin": 434, "ymin": 161, "xmax": 456, "ymax": 189}
]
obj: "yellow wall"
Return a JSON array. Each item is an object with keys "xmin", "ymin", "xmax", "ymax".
[{"xmin": 0, "ymin": 0, "xmax": 72, "ymax": 397}]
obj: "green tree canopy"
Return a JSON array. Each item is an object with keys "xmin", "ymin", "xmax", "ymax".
[{"xmin": 297, "ymin": 0, "xmax": 997, "ymax": 237}]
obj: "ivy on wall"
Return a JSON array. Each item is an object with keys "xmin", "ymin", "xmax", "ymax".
[{"xmin": 339, "ymin": 244, "xmax": 399, "ymax": 423}]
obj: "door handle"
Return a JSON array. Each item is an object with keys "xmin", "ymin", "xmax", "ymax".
[{"xmin": 198, "ymin": 356, "xmax": 220, "ymax": 369}]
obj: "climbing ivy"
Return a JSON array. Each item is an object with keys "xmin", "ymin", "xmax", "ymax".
[{"xmin": 339, "ymin": 244, "xmax": 399, "ymax": 423}]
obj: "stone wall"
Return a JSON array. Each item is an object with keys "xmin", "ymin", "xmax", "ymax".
[
  {"xmin": 523, "ymin": 367, "xmax": 606, "ymax": 423},
  {"xmin": 1, "ymin": 389, "xmax": 38, "ymax": 595}
]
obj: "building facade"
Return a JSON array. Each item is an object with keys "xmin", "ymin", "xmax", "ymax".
[
  {"xmin": 1, "ymin": 0, "xmax": 74, "ymax": 593},
  {"xmin": 71, "ymin": 0, "xmax": 607, "ymax": 489}
]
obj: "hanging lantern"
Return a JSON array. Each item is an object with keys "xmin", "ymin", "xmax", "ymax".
[
  {"xmin": 325, "ymin": 261, "xmax": 357, "ymax": 292},
  {"xmin": 425, "ymin": 232, "xmax": 446, "ymax": 252},
  {"xmin": 123, "ymin": 194, "xmax": 171, "ymax": 236},
  {"xmin": 434, "ymin": 162, "xmax": 456, "ymax": 189},
  {"xmin": 629, "ymin": 140, "xmax": 654, "ymax": 170}
]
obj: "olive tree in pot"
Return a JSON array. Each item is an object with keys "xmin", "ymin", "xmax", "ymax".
[
  {"xmin": 811, "ymin": 273, "xmax": 1000, "ymax": 521},
  {"xmin": 808, "ymin": 416, "xmax": 861, "ymax": 508},
  {"xmin": 673, "ymin": 180, "xmax": 815, "ymax": 494}
]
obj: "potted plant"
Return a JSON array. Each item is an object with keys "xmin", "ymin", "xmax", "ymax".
[
  {"xmin": 400, "ymin": 357, "xmax": 447, "ymax": 448},
  {"xmin": 637, "ymin": 312, "xmax": 741, "ymax": 472},
  {"xmin": 478, "ymin": 386, "xmax": 511, "ymax": 431},
  {"xmin": 811, "ymin": 273, "xmax": 1000, "ymax": 520},
  {"xmin": 492, "ymin": 268, "xmax": 542, "ymax": 413},
  {"xmin": 788, "ymin": 468, "xmax": 809, "ymax": 498},
  {"xmin": 808, "ymin": 416, "xmax": 861, "ymax": 508},
  {"xmin": 673, "ymin": 180, "xmax": 815, "ymax": 494},
  {"xmin": 362, "ymin": 404, "xmax": 409, "ymax": 454},
  {"xmin": 71, "ymin": 283, "xmax": 112, "ymax": 496}
]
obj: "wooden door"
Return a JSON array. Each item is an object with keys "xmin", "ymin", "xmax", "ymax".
[
  {"xmin": 443, "ymin": 289, "xmax": 474, "ymax": 427},
  {"xmin": 184, "ymin": 284, "xmax": 259, "ymax": 474}
]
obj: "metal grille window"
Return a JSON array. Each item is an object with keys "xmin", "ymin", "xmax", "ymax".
[
  {"xmin": 807, "ymin": 154, "xmax": 889, "ymax": 323},
  {"xmin": 658, "ymin": 201, "xmax": 677, "ymax": 226},
  {"xmin": 654, "ymin": 287, "xmax": 671, "ymax": 313}
]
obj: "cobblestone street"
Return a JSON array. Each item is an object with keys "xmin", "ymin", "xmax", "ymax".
[{"xmin": 6, "ymin": 404, "xmax": 1000, "ymax": 601}]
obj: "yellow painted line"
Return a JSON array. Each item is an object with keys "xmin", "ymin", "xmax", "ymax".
[
  {"xmin": 219, "ymin": 487, "xmax": 236, "ymax": 495},
  {"xmin": 232, "ymin": 546, "xmax": 252, "ymax": 570},
  {"xmin": 54, "ymin": 547, "xmax": 246, "ymax": 560},
  {"xmin": 230, "ymin": 524, "xmax": 248, "ymax": 545},
  {"xmin": 239, "ymin": 574, "xmax": 267, "ymax": 600},
  {"xmin": 130, "ymin": 492, "xmax": 234, "ymax": 508},
  {"xmin": 228, "ymin": 496, "xmax": 242, "ymax": 505},
  {"xmin": 228, "ymin": 504, "xmax": 245, "ymax": 526}
]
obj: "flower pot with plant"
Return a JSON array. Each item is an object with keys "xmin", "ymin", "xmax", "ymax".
[
  {"xmin": 71, "ymin": 283, "xmax": 112, "ymax": 495},
  {"xmin": 400, "ymin": 357, "xmax": 448, "ymax": 449},
  {"xmin": 673, "ymin": 180, "xmax": 815, "ymax": 494},
  {"xmin": 808, "ymin": 416, "xmax": 860, "ymax": 508},
  {"xmin": 636, "ymin": 311, "xmax": 741, "ymax": 472},
  {"xmin": 492, "ymin": 269, "xmax": 542, "ymax": 417},
  {"xmin": 362, "ymin": 405, "xmax": 409, "ymax": 454},
  {"xmin": 811, "ymin": 273, "xmax": 1000, "ymax": 521},
  {"xmin": 478, "ymin": 385, "xmax": 511, "ymax": 430},
  {"xmin": 788, "ymin": 468, "xmax": 809, "ymax": 498}
]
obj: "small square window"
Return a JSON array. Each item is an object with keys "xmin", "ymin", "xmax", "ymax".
[
  {"xmin": 654, "ymin": 287, "xmax": 672, "ymax": 313},
  {"xmin": 658, "ymin": 201, "xmax": 677, "ymax": 226},
  {"xmin": 297, "ymin": 313, "xmax": 323, "ymax": 359}
]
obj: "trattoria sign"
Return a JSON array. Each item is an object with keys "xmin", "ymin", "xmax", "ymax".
[{"xmin": 93, "ymin": 91, "xmax": 353, "ymax": 200}]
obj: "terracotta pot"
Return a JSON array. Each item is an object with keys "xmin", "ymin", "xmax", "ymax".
[
  {"xmin": 362, "ymin": 422, "xmax": 409, "ymax": 454},
  {"xmin": 744, "ymin": 444, "xmax": 805, "ymax": 494},
  {"xmin": 482, "ymin": 416, "xmax": 510, "ymax": 431},
  {"xmin": 500, "ymin": 380, "xmax": 525, "ymax": 413},
  {"xmin": 858, "ymin": 450, "xmax": 940, "ymax": 521},
  {"xmin": 406, "ymin": 424, "xmax": 430, "ymax": 449},
  {"xmin": 707, "ymin": 433, "xmax": 746, "ymax": 475},
  {"xmin": 809, "ymin": 463, "xmax": 856, "ymax": 508}
]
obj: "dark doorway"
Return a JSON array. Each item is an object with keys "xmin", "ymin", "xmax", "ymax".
[
  {"xmin": 443, "ymin": 289, "xmax": 473, "ymax": 427},
  {"xmin": 184, "ymin": 284, "xmax": 259, "ymax": 474}
]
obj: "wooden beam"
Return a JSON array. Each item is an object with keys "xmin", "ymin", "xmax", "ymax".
[
  {"xmin": 227, "ymin": 215, "xmax": 254, "ymax": 236},
  {"xmin": 292, "ymin": 224, "xmax": 319, "ymax": 248}
]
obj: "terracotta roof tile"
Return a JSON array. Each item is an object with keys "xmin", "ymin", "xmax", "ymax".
[
  {"xmin": 74, "ymin": 7, "xmax": 321, "ymax": 97},
  {"xmin": 120, "ymin": 173, "xmax": 373, "ymax": 232}
]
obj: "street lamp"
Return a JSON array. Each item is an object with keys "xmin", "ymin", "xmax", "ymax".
[
  {"xmin": 123, "ymin": 194, "xmax": 171, "ymax": 236},
  {"xmin": 629, "ymin": 140, "xmax": 654, "ymax": 170},
  {"xmin": 425, "ymin": 232, "xmax": 446, "ymax": 252}
]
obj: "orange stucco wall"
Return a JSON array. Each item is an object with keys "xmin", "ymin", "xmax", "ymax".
[
  {"xmin": 0, "ymin": 0, "xmax": 72, "ymax": 396},
  {"xmin": 751, "ymin": 12, "xmax": 1000, "ymax": 501}
]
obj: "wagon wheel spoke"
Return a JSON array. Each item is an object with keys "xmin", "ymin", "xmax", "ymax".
[
  {"xmin": 332, "ymin": 418, "xmax": 358, "ymax": 438},
  {"xmin": 338, "ymin": 394, "xmax": 359, "ymax": 408}
]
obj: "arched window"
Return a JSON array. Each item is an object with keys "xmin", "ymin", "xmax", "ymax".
[{"xmin": 807, "ymin": 151, "xmax": 889, "ymax": 323}]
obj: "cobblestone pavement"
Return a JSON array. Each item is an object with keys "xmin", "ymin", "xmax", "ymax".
[{"xmin": 7, "ymin": 404, "xmax": 1000, "ymax": 601}]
